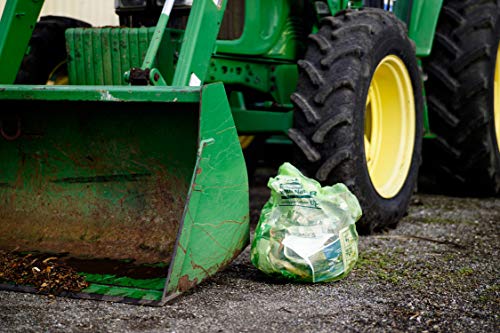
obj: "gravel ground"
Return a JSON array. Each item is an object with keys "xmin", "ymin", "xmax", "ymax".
[{"xmin": 0, "ymin": 169, "xmax": 499, "ymax": 332}]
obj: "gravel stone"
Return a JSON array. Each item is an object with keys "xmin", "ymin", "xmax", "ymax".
[{"xmin": 0, "ymin": 169, "xmax": 498, "ymax": 332}]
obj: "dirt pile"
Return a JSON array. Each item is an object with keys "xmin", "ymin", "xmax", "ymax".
[{"xmin": 0, "ymin": 251, "xmax": 88, "ymax": 295}]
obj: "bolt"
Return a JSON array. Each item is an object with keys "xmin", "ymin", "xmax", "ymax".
[{"xmin": 123, "ymin": 71, "xmax": 130, "ymax": 83}]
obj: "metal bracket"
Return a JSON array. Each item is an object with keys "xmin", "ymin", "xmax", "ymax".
[{"xmin": 126, "ymin": 68, "xmax": 167, "ymax": 86}]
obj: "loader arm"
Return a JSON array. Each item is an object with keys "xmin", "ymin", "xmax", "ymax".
[
  {"xmin": 0, "ymin": 0, "xmax": 44, "ymax": 84},
  {"xmin": 0, "ymin": 0, "xmax": 228, "ymax": 86}
]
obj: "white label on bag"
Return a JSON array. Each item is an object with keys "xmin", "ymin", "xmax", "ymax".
[{"xmin": 283, "ymin": 234, "xmax": 334, "ymax": 259}]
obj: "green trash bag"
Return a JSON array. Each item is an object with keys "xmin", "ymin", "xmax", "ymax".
[{"xmin": 250, "ymin": 163, "xmax": 362, "ymax": 283}]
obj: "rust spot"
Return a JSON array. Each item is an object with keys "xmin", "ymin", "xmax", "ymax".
[
  {"xmin": 219, "ymin": 246, "xmax": 246, "ymax": 271},
  {"xmin": 177, "ymin": 275, "xmax": 198, "ymax": 293},
  {"xmin": 0, "ymin": 169, "xmax": 187, "ymax": 265},
  {"xmin": 196, "ymin": 167, "xmax": 202, "ymax": 175},
  {"xmin": 190, "ymin": 260, "xmax": 211, "ymax": 276},
  {"xmin": 192, "ymin": 240, "xmax": 247, "ymax": 280}
]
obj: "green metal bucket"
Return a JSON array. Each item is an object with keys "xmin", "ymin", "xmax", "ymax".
[{"xmin": 0, "ymin": 83, "xmax": 249, "ymax": 305}]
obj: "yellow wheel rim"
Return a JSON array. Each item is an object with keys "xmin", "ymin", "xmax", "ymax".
[
  {"xmin": 46, "ymin": 61, "xmax": 69, "ymax": 85},
  {"xmin": 494, "ymin": 45, "xmax": 500, "ymax": 152},
  {"xmin": 239, "ymin": 135, "xmax": 255, "ymax": 149},
  {"xmin": 365, "ymin": 55, "xmax": 416, "ymax": 199}
]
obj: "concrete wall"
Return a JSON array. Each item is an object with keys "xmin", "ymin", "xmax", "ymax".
[{"xmin": 0, "ymin": 0, "xmax": 119, "ymax": 26}]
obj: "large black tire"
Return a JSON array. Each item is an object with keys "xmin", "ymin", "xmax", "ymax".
[
  {"xmin": 422, "ymin": 0, "xmax": 500, "ymax": 195},
  {"xmin": 15, "ymin": 16, "xmax": 90, "ymax": 85},
  {"xmin": 290, "ymin": 8, "xmax": 423, "ymax": 234}
]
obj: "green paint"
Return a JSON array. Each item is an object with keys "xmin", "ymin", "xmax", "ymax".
[
  {"xmin": 266, "ymin": 135, "xmax": 293, "ymax": 145},
  {"xmin": 0, "ymin": 0, "xmax": 45, "ymax": 84},
  {"xmin": 173, "ymin": 0, "xmax": 228, "ymax": 86},
  {"xmin": 233, "ymin": 109, "xmax": 293, "ymax": 135},
  {"xmin": 207, "ymin": 58, "xmax": 273, "ymax": 92},
  {"xmin": 393, "ymin": 0, "xmax": 411, "ymax": 25},
  {"xmin": 83, "ymin": 283, "xmax": 164, "ymax": 301},
  {"xmin": 165, "ymin": 83, "xmax": 249, "ymax": 298},
  {"xmin": 0, "ymin": 85, "xmax": 200, "ymax": 102},
  {"xmin": 417, "ymin": 59, "xmax": 434, "ymax": 139},
  {"xmin": 227, "ymin": 91, "xmax": 293, "ymax": 134},
  {"xmin": 141, "ymin": 3, "xmax": 173, "ymax": 70},
  {"xmin": 84, "ymin": 274, "xmax": 166, "ymax": 291},
  {"xmin": 408, "ymin": 0, "xmax": 443, "ymax": 57},
  {"xmin": 66, "ymin": 27, "xmax": 183, "ymax": 86},
  {"xmin": 325, "ymin": 0, "xmax": 345, "ymax": 14},
  {"xmin": 217, "ymin": 0, "xmax": 293, "ymax": 58},
  {"xmin": 207, "ymin": 58, "xmax": 297, "ymax": 105}
]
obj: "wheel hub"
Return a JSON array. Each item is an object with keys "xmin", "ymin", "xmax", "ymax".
[{"xmin": 364, "ymin": 55, "xmax": 416, "ymax": 199}]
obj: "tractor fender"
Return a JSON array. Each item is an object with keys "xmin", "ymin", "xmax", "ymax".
[
  {"xmin": 324, "ymin": 0, "xmax": 443, "ymax": 57},
  {"xmin": 408, "ymin": 0, "xmax": 444, "ymax": 57}
]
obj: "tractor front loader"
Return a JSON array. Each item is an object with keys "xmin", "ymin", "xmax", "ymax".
[
  {"xmin": 0, "ymin": 0, "xmax": 249, "ymax": 305},
  {"xmin": 0, "ymin": 0, "xmax": 499, "ymax": 304}
]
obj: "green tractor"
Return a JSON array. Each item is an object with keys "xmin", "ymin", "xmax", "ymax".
[{"xmin": 0, "ymin": 0, "xmax": 498, "ymax": 304}]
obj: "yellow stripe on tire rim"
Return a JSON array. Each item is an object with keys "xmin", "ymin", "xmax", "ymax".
[
  {"xmin": 364, "ymin": 55, "xmax": 416, "ymax": 199},
  {"xmin": 494, "ymin": 45, "xmax": 500, "ymax": 153}
]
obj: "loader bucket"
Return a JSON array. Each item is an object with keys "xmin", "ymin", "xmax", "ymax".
[{"xmin": 0, "ymin": 83, "xmax": 249, "ymax": 305}]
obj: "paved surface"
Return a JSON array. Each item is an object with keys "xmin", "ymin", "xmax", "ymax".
[{"xmin": 0, "ymin": 170, "xmax": 498, "ymax": 332}]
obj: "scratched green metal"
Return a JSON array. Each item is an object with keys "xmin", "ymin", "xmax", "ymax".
[
  {"xmin": 165, "ymin": 83, "xmax": 249, "ymax": 299},
  {"xmin": 0, "ymin": 0, "xmax": 45, "ymax": 84}
]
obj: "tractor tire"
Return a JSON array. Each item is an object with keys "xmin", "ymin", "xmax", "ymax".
[
  {"xmin": 422, "ymin": 0, "xmax": 500, "ymax": 195},
  {"xmin": 290, "ymin": 8, "xmax": 423, "ymax": 234},
  {"xmin": 15, "ymin": 16, "xmax": 90, "ymax": 85}
]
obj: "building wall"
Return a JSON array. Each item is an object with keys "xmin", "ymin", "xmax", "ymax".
[{"xmin": 0, "ymin": 0, "xmax": 119, "ymax": 26}]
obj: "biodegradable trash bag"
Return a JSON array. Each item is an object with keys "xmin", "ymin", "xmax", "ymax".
[{"xmin": 251, "ymin": 163, "xmax": 362, "ymax": 282}]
